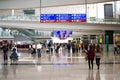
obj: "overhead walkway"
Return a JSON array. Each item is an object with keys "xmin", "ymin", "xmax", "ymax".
[
  {"xmin": 0, "ymin": 15, "xmax": 120, "ymax": 31},
  {"xmin": 0, "ymin": 15, "xmax": 120, "ymax": 40}
]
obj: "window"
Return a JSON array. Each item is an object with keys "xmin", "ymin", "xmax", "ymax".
[{"xmin": 23, "ymin": 10, "xmax": 35, "ymax": 15}]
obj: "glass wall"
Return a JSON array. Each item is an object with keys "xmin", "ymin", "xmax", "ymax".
[{"xmin": 0, "ymin": 28, "xmax": 12, "ymax": 37}]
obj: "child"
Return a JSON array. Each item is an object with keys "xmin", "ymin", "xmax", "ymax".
[{"xmin": 10, "ymin": 48, "xmax": 18, "ymax": 64}]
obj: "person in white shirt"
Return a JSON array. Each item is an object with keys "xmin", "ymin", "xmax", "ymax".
[
  {"xmin": 32, "ymin": 43, "xmax": 36, "ymax": 54},
  {"xmin": 36, "ymin": 42, "xmax": 42, "ymax": 58},
  {"xmin": 58, "ymin": 44, "xmax": 64, "ymax": 57},
  {"xmin": 11, "ymin": 44, "xmax": 17, "ymax": 53}
]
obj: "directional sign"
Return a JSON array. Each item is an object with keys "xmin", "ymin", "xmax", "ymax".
[{"xmin": 40, "ymin": 14, "xmax": 86, "ymax": 23}]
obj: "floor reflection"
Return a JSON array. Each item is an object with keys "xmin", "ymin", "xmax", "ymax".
[
  {"xmin": 86, "ymin": 70, "xmax": 94, "ymax": 80},
  {"xmin": 96, "ymin": 70, "xmax": 101, "ymax": 80},
  {"xmin": 10, "ymin": 64, "xmax": 18, "ymax": 78},
  {"xmin": 0, "ymin": 49, "xmax": 117, "ymax": 65},
  {"xmin": 2, "ymin": 65, "xmax": 9, "ymax": 79}
]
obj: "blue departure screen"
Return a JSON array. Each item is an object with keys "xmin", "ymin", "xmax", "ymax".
[{"xmin": 40, "ymin": 14, "xmax": 86, "ymax": 22}]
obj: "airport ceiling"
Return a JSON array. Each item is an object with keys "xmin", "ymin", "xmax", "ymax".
[{"xmin": 0, "ymin": 0, "xmax": 117, "ymax": 9}]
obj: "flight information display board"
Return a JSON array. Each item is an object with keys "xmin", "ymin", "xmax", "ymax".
[
  {"xmin": 52, "ymin": 30, "xmax": 72, "ymax": 39},
  {"xmin": 40, "ymin": 14, "xmax": 86, "ymax": 23}
]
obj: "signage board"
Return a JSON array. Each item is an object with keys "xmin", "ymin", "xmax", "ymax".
[{"xmin": 40, "ymin": 14, "xmax": 86, "ymax": 22}]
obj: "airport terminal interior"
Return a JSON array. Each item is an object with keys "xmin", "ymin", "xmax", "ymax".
[{"xmin": 0, "ymin": 0, "xmax": 120, "ymax": 80}]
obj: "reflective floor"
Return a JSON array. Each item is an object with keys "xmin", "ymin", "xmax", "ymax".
[{"xmin": 0, "ymin": 49, "xmax": 120, "ymax": 80}]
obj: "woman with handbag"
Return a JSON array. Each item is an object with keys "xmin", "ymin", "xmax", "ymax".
[{"xmin": 86, "ymin": 46, "xmax": 95, "ymax": 70}]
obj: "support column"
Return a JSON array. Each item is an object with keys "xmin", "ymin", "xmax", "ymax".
[
  {"xmin": 105, "ymin": 30, "xmax": 114, "ymax": 52},
  {"xmin": 105, "ymin": 30, "xmax": 114, "ymax": 44}
]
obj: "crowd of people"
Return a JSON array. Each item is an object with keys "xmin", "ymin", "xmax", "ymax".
[
  {"xmin": 28, "ymin": 41, "xmax": 103, "ymax": 70},
  {"xmin": 1, "ymin": 40, "xmax": 120, "ymax": 70}
]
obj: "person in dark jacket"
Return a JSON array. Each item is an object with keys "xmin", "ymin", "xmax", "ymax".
[
  {"xmin": 2, "ymin": 42, "xmax": 9, "ymax": 63},
  {"xmin": 86, "ymin": 46, "xmax": 95, "ymax": 70}
]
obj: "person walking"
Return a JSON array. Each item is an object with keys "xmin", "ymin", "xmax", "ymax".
[
  {"xmin": 36, "ymin": 42, "xmax": 42, "ymax": 58},
  {"xmin": 95, "ymin": 44, "xmax": 102, "ymax": 70},
  {"xmin": 31, "ymin": 43, "xmax": 36, "ymax": 54},
  {"xmin": 2, "ymin": 42, "xmax": 9, "ymax": 64},
  {"xmin": 67, "ymin": 41, "xmax": 71, "ymax": 56},
  {"xmin": 86, "ymin": 46, "xmax": 95, "ymax": 70},
  {"xmin": 114, "ymin": 43, "xmax": 118, "ymax": 55}
]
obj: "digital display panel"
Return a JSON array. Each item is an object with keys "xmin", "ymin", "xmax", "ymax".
[
  {"xmin": 52, "ymin": 30, "xmax": 72, "ymax": 39},
  {"xmin": 40, "ymin": 14, "xmax": 86, "ymax": 23}
]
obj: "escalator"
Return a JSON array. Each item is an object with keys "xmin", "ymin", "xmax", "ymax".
[
  {"xmin": 13, "ymin": 29, "xmax": 35, "ymax": 44},
  {"xmin": 17, "ymin": 29, "xmax": 35, "ymax": 36}
]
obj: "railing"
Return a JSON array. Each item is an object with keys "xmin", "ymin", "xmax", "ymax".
[
  {"xmin": 0, "ymin": 15, "xmax": 39, "ymax": 21},
  {"xmin": 0, "ymin": 15, "xmax": 120, "ymax": 24},
  {"xmin": 87, "ymin": 18, "xmax": 120, "ymax": 24},
  {"xmin": 0, "ymin": 28, "xmax": 51, "ymax": 38}
]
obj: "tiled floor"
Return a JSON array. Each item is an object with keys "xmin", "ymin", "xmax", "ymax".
[{"xmin": 0, "ymin": 49, "xmax": 120, "ymax": 80}]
